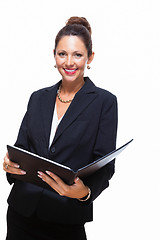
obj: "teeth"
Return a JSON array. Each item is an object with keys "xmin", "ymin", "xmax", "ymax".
[{"xmin": 65, "ymin": 69, "xmax": 77, "ymax": 72}]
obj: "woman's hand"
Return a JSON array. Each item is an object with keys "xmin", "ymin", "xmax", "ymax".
[
  {"xmin": 3, "ymin": 152, "xmax": 26, "ymax": 175},
  {"xmin": 37, "ymin": 171, "xmax": 89, "ymax": 199}
]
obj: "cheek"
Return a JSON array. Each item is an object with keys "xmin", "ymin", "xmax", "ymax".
[
  {"xmin": 77, "ymin": 59, "xmax": 87, "ymax": 69},
  {"xmin": 55, "ymin": 55, "xmax": 65, "ymax": 66},
  {"xmin": 56, "ymin": 58, "xmax": 63, "ymax": 67}
]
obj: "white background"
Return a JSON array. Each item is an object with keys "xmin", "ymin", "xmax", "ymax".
[{"xmin": 0, "ymin": 0, "xmax": 160, "ymax": 239}]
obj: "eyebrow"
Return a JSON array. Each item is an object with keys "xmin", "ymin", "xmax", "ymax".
[{"xmin": 57, "ymin": 50, "xmax": 84, "ymax": 54}]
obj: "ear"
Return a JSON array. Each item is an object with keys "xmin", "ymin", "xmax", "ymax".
[
  {"xmin": 87, "ymin": 52, "xmax": 95, "ymax": 64},
  {"xmin": 53, "ymin": 49, "xmax": 56, "ymax": 56}
]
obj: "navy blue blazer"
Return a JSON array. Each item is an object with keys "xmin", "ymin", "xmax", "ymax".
[{"xmin": 7, "ymin": 77, "xmax": 118, "ymax": 224}]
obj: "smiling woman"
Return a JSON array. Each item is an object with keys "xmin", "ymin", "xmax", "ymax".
[
  {"xmin": 55, "ymin": 36, "xmax": 94, "ymax": 85},
  {"xmin": 3, "ymin": 16, "xmax": 118, "ymax": 240},
  {"xmin": 53, "ymin": 17, "xmax": 94, "ymax": 119}
]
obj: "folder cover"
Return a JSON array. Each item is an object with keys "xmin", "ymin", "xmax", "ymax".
[{"xmin": 7, "ymin": 139, "xmax": 133, "ymax": 189}]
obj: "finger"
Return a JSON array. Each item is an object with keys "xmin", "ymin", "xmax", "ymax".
[
  {"xmin": 73, "ymin": 177, "xmax": 86, "ymax": 189},
  {"xmin": 37, "ymin": 171, "xmax": 66, "ymax": 196},
  {"xmin": 4, "ymin": 153, "xmax": 19, "ymax": 168},
  {"xmin": 3, "ymin": 161, "xmax": 26, "ymax": 175},
  {"xmin": 45, "ymin": 171, "xmax": 71, "ymax": 195},
  {"xmin": 3, "ymin": 165, "xmax": 26, "ymax": 175},
  {"xmin": 74, "ymin": 177, "xmax": 82, "ymax": 185},
  {"xmin": 45, "ymin": 171, "xmax": 67, "ymax": 186},
  {"xmin": 37, "ymin": 172, "xmax": 60, "ymax": 192},
  {"xmin": 3, "ymin": 152, "xmax": 25, "ymax": 175}
]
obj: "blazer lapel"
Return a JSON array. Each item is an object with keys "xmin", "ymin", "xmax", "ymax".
[
  {"xmin": 41, "ymin": 82, "xmax": 60, "ymax": 147},
  {"xmin": 53, "ymin": 78, "xmax": 98, "ymax": 144}
]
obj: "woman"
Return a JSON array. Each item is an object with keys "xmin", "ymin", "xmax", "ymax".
[{"xmin": 3, "ymin": 17, "xmax": 118, "ymax": 240}]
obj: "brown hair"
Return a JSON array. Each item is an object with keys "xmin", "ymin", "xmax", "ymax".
[{"xmin": 54, "ymin": 17, "xmax": 92, "ymax": 57}]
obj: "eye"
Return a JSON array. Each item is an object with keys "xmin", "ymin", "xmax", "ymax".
[
  {"xmin": 58, "ymin": 52, "xmax": 66, "ymax": 57},
  {"xmin": 75, "ymin": 53, "xmax": 83, "ymax": 58}
]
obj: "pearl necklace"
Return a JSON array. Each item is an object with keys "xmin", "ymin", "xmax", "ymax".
[{"xmin": 57, "ymin": 85, "xmax": 73, "ymax": 103}]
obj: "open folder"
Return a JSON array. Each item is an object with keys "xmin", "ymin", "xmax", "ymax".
[{"xmin": 7, "ymin": 139, "xmax": 133, "ymax": 189}]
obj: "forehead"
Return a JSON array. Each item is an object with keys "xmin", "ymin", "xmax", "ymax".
[{"xmin": 56, "ymin": 35, "xmax": 87, "ymax": 52}]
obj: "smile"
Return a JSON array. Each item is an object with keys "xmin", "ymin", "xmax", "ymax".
[{"xmin": 64, "ymin": 68, "xmax": 78, "ymax": 75}]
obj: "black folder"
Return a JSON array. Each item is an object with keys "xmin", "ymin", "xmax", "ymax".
[{"xmin": 7, "ymin": 139, "xmax": 133, "ymax": 189}]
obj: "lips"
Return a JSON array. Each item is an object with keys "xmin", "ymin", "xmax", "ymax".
[{"xmin": 64, "ymin": 68, "xmax": 78, "ymax": 75}]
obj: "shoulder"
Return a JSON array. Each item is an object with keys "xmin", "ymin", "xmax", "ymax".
[
  {"xmin": 95, "ymin": 87, "xmax": 117, "ymax": 113},
  {"xmin": 85, "ymin": 77, "xmax": 117, "ymax": 106},
  {"xmin": 95, "ymin": 86, "xmax": 116, "ymax": 100},
  {"xmin": 29, "ymin": 81, "xmax": 60, "ymax": 101},
  {"xmin": 31, "ymin": 83, "xmax": 59, "ymax": 97},
  {"xmin": 26, "ymin": 81, "xmax": 60, "ymax": 109}
]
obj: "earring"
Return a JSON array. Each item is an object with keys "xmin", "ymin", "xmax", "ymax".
[
  {"xmin": 54, "ymin": 65, "xmax": 57, "ymax": 68},
  {"xmin": 87, "ymin": 65, "xmax": 91, "ymax": 69}
]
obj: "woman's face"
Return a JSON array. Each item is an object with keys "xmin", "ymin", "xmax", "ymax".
[{"xmin": 54, "ymin": 36, "xmax": 94, "ymax": 84}]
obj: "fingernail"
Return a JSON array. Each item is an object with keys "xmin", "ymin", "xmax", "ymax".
[
  {"xmin": 21, "ymin": 170, "xmax": 26, "ymax": 175},
  {"xmin": 45, "ymin": 171, "xmax": 50, "ymax": 175},
  {"xmin": 15, "ymin": 164, "xmax": 20, "ymax": 168},
  {"xmin": 37, "ymin": 174, "xmax": 45, "ymax": 181},
  {"xmin": 37, "ymin": 174, "xmax": 42, "ymax": 179},
  {"xmin": 37, "ymin": 171, "xmax": 43, "ymax": 176}
]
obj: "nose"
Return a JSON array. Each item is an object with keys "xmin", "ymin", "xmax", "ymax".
[{"xmin": 65, "ymin": 55, "xmax": 74, "ymax": 67}]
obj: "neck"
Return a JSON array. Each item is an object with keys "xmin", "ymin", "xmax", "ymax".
[{"xmin": 61, "ymin": 78, "xmax": 85, "ymax": 95}]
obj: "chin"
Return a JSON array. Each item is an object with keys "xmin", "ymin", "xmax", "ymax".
[
  {"xmin": 62, "ymin": 74, "xmax": 84, "ymax": 83},
  {"xmin": 63, "ymin": 76, "xmax": 84, "ymax": 83}
]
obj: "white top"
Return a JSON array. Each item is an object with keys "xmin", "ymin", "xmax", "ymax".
[{"xmin": 49, "ymin": 103, "xmax": 63, "ymax": 147}]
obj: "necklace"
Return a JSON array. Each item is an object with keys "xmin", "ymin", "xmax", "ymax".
[{"xmin": 57, "ymin": 85, "xmax": 73, "ymax": 103}]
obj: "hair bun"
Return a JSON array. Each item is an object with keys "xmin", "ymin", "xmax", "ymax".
[{"xmin": 66, "ymin": 16, "xmax": 92, "ymax": 35}]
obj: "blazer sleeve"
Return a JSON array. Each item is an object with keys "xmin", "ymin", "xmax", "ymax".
[
  {"xmin": 6, "ymin": 94, "xmax": 32, "ymax": 184},
  {"xmin": 81, "ymin": 95, "xmax": 118, "ymax": 205}
]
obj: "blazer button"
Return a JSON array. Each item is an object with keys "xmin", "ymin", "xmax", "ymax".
[{"xmin": 50, "ymin": 146, "xmax": 56, "ymax": 154}]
